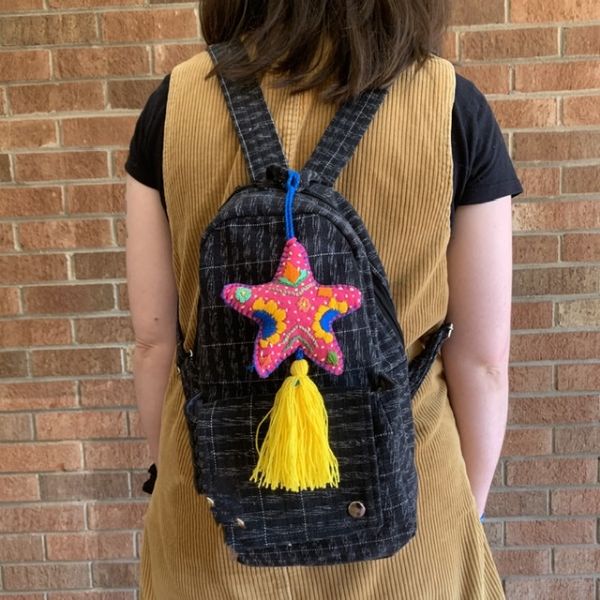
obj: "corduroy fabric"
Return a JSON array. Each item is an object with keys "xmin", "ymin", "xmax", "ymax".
[{"xmin": 140, "ymin": 50, "xmax": 505, "ymax": 599}]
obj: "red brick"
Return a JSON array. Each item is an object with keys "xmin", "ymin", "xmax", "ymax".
[
  {"xmin": 454, "ymin": 64, "xmax": 510, "ymax": 94},
  {"xmin": 0, "ymin": 50, "xmax": 50, "ymax": 82},
  {"xmin": 80, "ymin": 379, "xmax": 136, "ymax": 407},
  {"xmin": 504, "ymin": 578, "xmax": 594, "ymax": 599},
  {"xmin": 557, "ymin": 299, "xmax": 600, "ymax": 328},
  {"xmin": 505, "ymin": 519, "xmax": 595, "ymax": 545},
  {"xmin": 0, "ymin": 186, "xmax": 62, "ymax": 217},
  {"xmin": 0, "ymin": 351, "xmax": 28, "ymax": 377},
  {"xmin": 31, "ymin": 348, "xmax": 122, "ymax": 377},
  {"xmin": 0, "ymin": 14, "xmax": 97, "ymax": 46},
  {"xmin": 73, "ymin": 251, "xmax": 126, "ymax": 279},
  {"xmin": 9, "ymin": 81, "xmax": 105, "ymax": 115},
  {"xmin": 0, "ymin": 442, "xmax": 82, "ymax": 473},
  {"xmin": 561, "ymin": 233, "xmax": 600, "ymax": 261},
  {"xmin": 492, "ymin": 549, "xmax": 550, "ymax": 576},
  {"xmin": 0, "ymin": 381, "xmax": 77, "ymax": 411},
  {"xmin": 36, "ymin": 410, "xmax": 128, "ymax": 440},
  {"xmin": 513, "ymin": 131, "xmax": 600, "ymax": 161},
  {"xmin": 47, "ymin": 593, "xmax": 134, "ymax": 600},
  {"xmin": 485, "ymin": 490, "xmax": 547, "ymax": 517},
  {"xmin": 551, "ymin": 488, "xmax": 600, "ymax": 516},
  {"xmin": 101, "ymin": 9, "xmax": 197, "ymax": 42},
  {"xmin": 482, "ymin": 521, "xmax": 503, "ymax": 546},
  {"xmin": 0, "ymin": 504, "xmax": 84, "ymax": 533},
  {"xmin": 15, "ymin": 151, "xmax": 108, "ymax": 182},
  {"xmin": 0, "ymin": 120, "xmax": 56, "ymax": 150},
  {"xmin": 511, "ymin": 0, "xmax": 600, "ymax": 22},
  {"xmin": 114, "ymin": 216, "xmax": 126, "ymax": 246},
  {"xmin": 506, "ymin": 457, "xmax": 596, "ymax": 486},
  {"xmin": 92, "ymin": 561, "xmax": 139, "ymax": 587},
  {"xmin": 108, "ymin": 78, "xmax": 162, "ymax": 109},
  {"xmin": 0, "ymin": 152, "xmax": 12, "ymax": 181},
  {"xmin": 0, "ymin": 318, "xmax": 71, "ymax": 346},
  {"xmin": 501, "ymin": 428, "xmax": 552, "ymax": 456},
  {"xmin": 118, "ymin": 282, "xmax": 129, "ymax": 310},
  {"xmin": 1, "ymin": 254, "xmax": 67, "ymax": 284},
  {"xmin": 0, "ymin": 287, "xmax": 21, "ymax": 316},
  {"xmin": 562, "ymin": 165, "xmax": 600, "ymax": 194},
  {"xmin": 512, "ymin": 267, "xmax": 600, "ymax": 297},
  {"xmin": 513, "ymin": 200, "xmax": 600, "ymax": 231},
  {"xmin": 75, "ymin": 317, "xmax": 134, "ymax": 344},
  {"xmin": 562, "ymin": 94, "xmax": 600, "ymax": 126},
  {"xmin": 450, "ymin": 0, "xmax": 504, "ymax": 25},
  {"xmin": 488, "ymin": 98, "xmax": 557, "ymax": 129},
  {"xmin": 0, "ymin": 474, "xmax": 39, "ymax": 501},
  {"xmin": 23, "ymin": 284, "xmax": 115, "ymax": 314},
  {"xmin": 87, "ymin": 501, "xmax": 148, "ymax": 529},
  {"xmin": 66, "ymin": 183, "xmax": 125, "ymax": 213},
  {"xmin": 515, "ymin": 61, "xmax": 600, "ymax": 92},
  {"xmin": 0, "ymin": 413, "xmax": 33, "ymax": 441},
  {"xmin": 564, "ymin": 25, "xmax": 600, "ymax": 55},
  {"xmin": 442, "ymin": 31, "xmax": 458, "ymax": 60},
  {"xmin": 0, "ymin": 0, "xmax": 44, "ymax": 9},
  {"xmin": 46, "ymin": 531, "xmax": 134, "ymax": 560},
  {"xmin": 0, "ymin": 222, "xmax": 14, "ymax": 250},
  {"xmin": 111, "ymin": 148, "xmax": 129, "ymax": 178},
  {"xmin": 511, "ymin": 332, "xmax": 600, "ymax": 361},
  {"xmin": 62, "ymin": 116, "xmax": 137, "ymax": 148},
  {"xmin": 19, "ymin": 219, "xmax": 113, "ymax": 250},
  {"xmin": 508, "ymin": 395, "xmax": 598, "ymax": 425},
  {"xmin": 3, "ymin": 563, "xmax": 90, "ymax": 591},
  {"xmin": 0, "ymin": 534, "xmax": 44, "ymax": 561},
  {"xmin": 153, "ymin": 42, "xmax": 204, "ymax": 74},
  {"xmin": 128, "ymin": 410, "xmax": 143, "ymax": 437},
  {"xmin": 40, "ymin": 472, "xmax": 129, "ymax": 501},
  {"xmin": 512, "ymin": 235, "xmax": 558, "ymax": 264},
  {"xmin": 461, "ymin": 28, "xmax": 557, "ymax": 61},
  {"xmin": 84, "ymin": 440, "xmax": 150, "ymax": 469},
  {"xmin": 509, "ymin": 366, "xmax": 553, "ymax": 393},
  {"xmin": 553, "ymin": 547, "xmax": 600, "ymax": 575},
  {"xmin": 554, "ymin": 425, "xmax": 599, "ymax": 453},
  {"xmin": 50, "ymin": 0, "xmax": 143, "ymax": 6},
  {"xmin": 54, "ymin": 46, "xmax": 150, "ymax": 79},
  {"xmin": 515, "ymin": 167, "xmax": 560, "ymax": 198}
]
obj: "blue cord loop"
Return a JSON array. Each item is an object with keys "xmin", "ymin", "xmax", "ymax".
[
  {"xmin": 295, "ymin": 348, "xmax": 304, "ymax": 360},
  {"xmin": 284, "ymin": 169, "xmax": 302, "ymax": 240}
]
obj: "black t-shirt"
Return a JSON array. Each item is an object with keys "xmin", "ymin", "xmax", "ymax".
[{"xmin": 126, "ymin": 72, "xmax": 522, "ymax": 225}]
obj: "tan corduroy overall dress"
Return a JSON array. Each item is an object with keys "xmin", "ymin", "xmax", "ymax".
[{"xmin": 139, "ymin": 50, "xmax": 505, "ymax": 600}]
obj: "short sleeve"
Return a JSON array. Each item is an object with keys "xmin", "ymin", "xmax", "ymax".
[
  {"xmin": 125, "ymin": 75, "xmax": 170, "ymax": 206},
  {"xmin": 451, "ymin": 75, "xmax": 523, "ymax": 210}
]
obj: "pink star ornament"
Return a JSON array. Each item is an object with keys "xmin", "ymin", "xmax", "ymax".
[{"xmin": 221, "ymin": 238, "xmax": 362, "ymax": 378}]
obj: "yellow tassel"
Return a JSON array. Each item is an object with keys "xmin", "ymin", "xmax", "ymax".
[{"xmin": 250, "ymin": 359, "xmax": 340, "ymax": 492}]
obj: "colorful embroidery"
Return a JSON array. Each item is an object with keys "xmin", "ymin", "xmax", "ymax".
[{"xmin": 221, "ymin": 237, "xmax": 361, "ymax": 377}]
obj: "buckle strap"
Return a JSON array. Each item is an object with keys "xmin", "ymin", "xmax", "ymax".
[{"xmin": 408, "ymin": 322, "xmax": 454, "ymax": 397}]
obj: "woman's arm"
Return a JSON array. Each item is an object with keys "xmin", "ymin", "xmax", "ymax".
[
  {"xmin": 441, "ymin": 195, "xmax": 512, "ymax": 517},
  {"xmin": 125, "ymin": 174, "xmax": 178, "ymax": 467}
]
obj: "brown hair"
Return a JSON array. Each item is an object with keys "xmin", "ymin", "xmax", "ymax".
[{"xmin": 200, "ymin": 0, "xmax": 450, "ymax": 103}]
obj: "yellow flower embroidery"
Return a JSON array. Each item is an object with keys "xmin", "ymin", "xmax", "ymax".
[
  {"xmin": 253, "ymin": 298, "xmax": 287, "ymax": 348},
  {"xmin": 312, "ymin": 298, "xmax": 348, "ymax": 343}
]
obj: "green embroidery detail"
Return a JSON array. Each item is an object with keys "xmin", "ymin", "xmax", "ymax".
[
  {"xmin": 279, "ymin": 269, "xmax": 308, "ymax": 287},
  {"xmin": 235, "ymin": 287, "xmax": 252, "ymax": 303},
  {"xmin": 326, "ymin": 351, "xmax": 339, "ymax": 366}
]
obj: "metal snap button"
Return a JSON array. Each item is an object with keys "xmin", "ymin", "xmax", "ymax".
[
  {"xmin": 347, "ymin": 501, "xmax": 367, "ymax": 519},
  {"xmin": 235, "ymin": 517, "xmax": 246, "ymax": 528},
  {"xmin": 206, "ymin": 496, "xmax": 215, "ymax": 507}
]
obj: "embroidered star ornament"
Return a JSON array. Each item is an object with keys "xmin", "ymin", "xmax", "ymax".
[{"xmin": 222, "ymin": 237, "xmax": 362, "ymax": 378}]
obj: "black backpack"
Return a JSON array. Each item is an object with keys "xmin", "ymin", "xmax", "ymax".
[{"xmin": 176, "ymin": 43, "xmax": 453, "ymax": 567}]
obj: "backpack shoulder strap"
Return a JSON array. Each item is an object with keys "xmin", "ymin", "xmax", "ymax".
[
  {"xmin": 302, "ymin": 88, "xmax": 388, "ymax": 186},
  {"xmin": 208, "ymin": 43, "xmax": 288, "ymax": 182}
]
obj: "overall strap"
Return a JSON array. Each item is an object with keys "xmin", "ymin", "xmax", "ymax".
[
  {"xmin": 208, "ymin": 43, "xmax": 288, "ymax": 182},
  {"xmin": 302, "ymin": 88, "xmax": 388, "ymax": 186}
]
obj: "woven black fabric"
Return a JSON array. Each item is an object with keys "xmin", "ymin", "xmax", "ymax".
[{"xmin": 176, "ymin": 43, "xmax": 452, "ymax": 566}]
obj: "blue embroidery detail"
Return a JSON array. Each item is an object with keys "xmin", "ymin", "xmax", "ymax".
[
  {"xmin": 254, "ymin": 310, "xmax": 277, "ymax": 338},
  {"xmin": 319, "ymin": 309, "xmax": 340, "ymax": 333}
]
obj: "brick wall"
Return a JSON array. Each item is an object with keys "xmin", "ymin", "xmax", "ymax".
[{"xmin": 0, "ymin": 0, "xmax": 598, "ymax": 598}]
